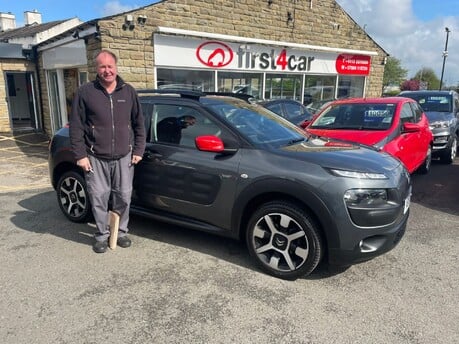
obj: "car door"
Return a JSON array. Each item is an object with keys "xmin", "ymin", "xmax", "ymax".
[
  {"xmin": 386, "ymin": 101, "xmax": 425, "ymax": 172},
  {"xmin": 133, "ymin": 99, "xmax": 242, "ymax": 230}
]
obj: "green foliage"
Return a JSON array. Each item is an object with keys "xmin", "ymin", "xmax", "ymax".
[
  {"xmin": 383, "ymin": 57, "xmax": 408, "ymax": 87},
  {"xmin": 414, "ymin": 67, "xmax": 440, "ymax": 90},
  {"xmin": 384, "ymin": 89, "xmax": 401, "ymax": 96}
]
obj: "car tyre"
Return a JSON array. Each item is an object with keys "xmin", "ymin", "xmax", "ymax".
[
  {"xmin": 246, "ymin": 201, "xmax": 323, "ymax": 280},
  {"xmin": 56, "ymin": 170, "xmax": 92, "ymax": 223},
  {"xmin": 417, "ymin": 146, "xmax": 432, "ymax": 174},
  {"xmin": 440, "ymin": 135, "xmax": 457, "ymax": 164}
]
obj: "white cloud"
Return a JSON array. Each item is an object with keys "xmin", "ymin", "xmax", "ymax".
[{"xmin": 337, "ymin": 0, "xmax": 459, "ymax": 87}]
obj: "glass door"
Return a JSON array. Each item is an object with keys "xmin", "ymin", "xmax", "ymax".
[{"xmin": 47, "ymin": 70, "xmax": 66, "ymax": 133}]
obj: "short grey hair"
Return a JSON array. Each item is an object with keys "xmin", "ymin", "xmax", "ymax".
[{"xmin": 95, "ymin": 49, "xmax": 118, "ymax": 63}]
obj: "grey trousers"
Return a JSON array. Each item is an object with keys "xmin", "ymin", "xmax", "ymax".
[{"xmin": 86, "ymin": 154, "xmax": 134, "ymax": 242}]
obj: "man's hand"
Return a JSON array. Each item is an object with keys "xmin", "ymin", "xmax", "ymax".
[
  {"xmin": 77, "ymin": 157, "xmax": 92, "ymax": 172},
  {"xmin": 131, "ymin": 155, "xmax": 142, "ymax": 165}
]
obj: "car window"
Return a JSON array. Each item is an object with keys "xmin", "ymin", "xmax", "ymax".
[
  {"xmin": 265, "ymin": 103, "xmax": 283, "ymax": 116},
  {"xmin": 400, "ymin": 103, "xmax": 415, "ymax": 124},
  {"xmin": 283, "ymin": 102, "xmax": 302, "ymax": 120},
  {"xmin": 409, "ymin": 101, "xmax": 424, "ymax": 122},
  {"xmin": 310, "ymin": 103, "xmax": 395, "ymax": 130},
  {"xmin": 140, "ymin": 102, "xmax": 155, "ymax": 142},
  {"xmin": 409, "ymin": 95, "xmax": 452, "ymax": 112},
  {"xmin": 202, "ymin": 97, "xmax": 305, "ymax": 147},
  {"xmin": 152, "ymin": 104, "xmax": 221, "ymax": 148}
]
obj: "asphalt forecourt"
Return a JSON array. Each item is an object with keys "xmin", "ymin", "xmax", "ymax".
[
  {"xmin": 0, "ymin": 132, "xmax": 457, "ymax": 343},
  {"xmin": 0, "ymin": 132, "xmax": 50, "ymax": 193}
]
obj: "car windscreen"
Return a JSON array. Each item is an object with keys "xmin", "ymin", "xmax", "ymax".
[
  {"xmin": 407, "ymin": 95, "xmax": 452, "ymax": 113},
  {"xmin": 309, "ymin": 103, "xmax": 396, "ymax": 130},
  {"xmin": 201, "ymin": 97, "xmax": 306, "ymax": 147}
]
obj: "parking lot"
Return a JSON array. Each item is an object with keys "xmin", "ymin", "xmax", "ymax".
[{"xmin": 0, "ymin": 132, "xmax": 458, "ymax": 344}]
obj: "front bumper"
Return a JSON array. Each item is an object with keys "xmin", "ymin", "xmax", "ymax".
[
  {"xmin": 327, "ymin": 210, "xmax": 408, "ymax": 266},
  {"xmin": 431, "ymin": 131, "xmax": 453, "ymax": 153}
]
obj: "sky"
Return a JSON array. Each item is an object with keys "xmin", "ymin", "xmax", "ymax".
[{"xmin": 1, "ymin": 0, "xmax": 458, "ymax": 87}]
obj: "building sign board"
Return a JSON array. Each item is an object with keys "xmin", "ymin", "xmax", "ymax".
[
  {"xmin": 335, "ymin": 54, "xmax": 371, "ymax": 75},
  {"xmin": 155, "ymin": 35, "xmax": 371, "ymax": 76}
]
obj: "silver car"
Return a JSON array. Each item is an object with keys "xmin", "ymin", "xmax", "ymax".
[{"xmin": 399, "ymin": 90, "xmax": 459, "ymax": 163}]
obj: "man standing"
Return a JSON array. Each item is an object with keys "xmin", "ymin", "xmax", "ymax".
[{"xmin": 70, "ymin": 50, "xmax": 146, "ymax": 253}]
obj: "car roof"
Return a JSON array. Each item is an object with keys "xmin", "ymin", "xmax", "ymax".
[
  {"xmin": 399, "ymin": 90, "xmax": 457, "ymax": 96},
  {"xmin": 137, "ymin": 89, "xmax": 255, "ymax": 103},
  {"xmin": 328, "ymin": 97, "xmax": 408, "ymax": 105},
  {"xmin": 399, "ymin": 90, "xmax": 457, "ymax": 97},
  {"xmin": 259, "ymin": 99, "xmax": 303, "ymax": 105}
]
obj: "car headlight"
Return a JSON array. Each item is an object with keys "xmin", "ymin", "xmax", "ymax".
[
  {"xmin": 430, "ymin": 120, "xmax": 452, "ymax": 130},
  {"xmin": 330, "ymin": 169, "xmax": 388, "ymax": 180},
  {"xmin": 344, "ymin": 189, "xmax": 388, "ymax": 207},
  {"xmin": 344, "ymin": 188, "xmax": 403, "ymax": 227}
]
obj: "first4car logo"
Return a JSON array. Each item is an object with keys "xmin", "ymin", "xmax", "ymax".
[
  {"xmin": 195, "ymin": 40, "xmax": 314, "ymax": 72},
  {"xmin": 196, "ymin": 41, "xmax": 234, "ymax": 67}
]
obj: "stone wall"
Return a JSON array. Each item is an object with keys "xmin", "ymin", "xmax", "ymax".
[
  {"xmin": 37, "ymin": 0, "xmax": 387, "ymax": 137},
  {"xmin": 36, "ymin": 54, "xmax": 50, "ymax": 135},
  {"xmin": 91, "ymin": 0, "xmax": 387, "ymax": 96},
  {"xmin": 0, "ymin": 59, "xmax": 37, "ymax": 133}
]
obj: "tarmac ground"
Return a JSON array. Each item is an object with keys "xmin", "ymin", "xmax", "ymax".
[{"xmin": 0, "ymin": 131, "xmax": 50, "ymax": 193}]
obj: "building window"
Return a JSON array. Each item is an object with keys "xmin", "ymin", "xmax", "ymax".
[
  {"xmin": 157, "ymin": 69, "xmax": 214, "ymax": 91},
  {"xmin": 337, "ymin": 75, "xmax": 365, "ymax": 98},
  {"xmin": 79, "ymin": 71, "xmax": 88, "ymax": 86},
  {"xmin": 264, "ymin": 74, "xmax": 303, "ymax": 101},
  {"xmin": 304, "ymin": 76, "xmax": 337, "ymax": 104},
  {"xmin": 217, "ymin": 71, "xmax": 262, "ymax": 99}
]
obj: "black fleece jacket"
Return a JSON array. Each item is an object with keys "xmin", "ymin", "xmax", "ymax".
[{"xmin": 69, "ymin": 76, "xmax": 146, "ymax": 161}]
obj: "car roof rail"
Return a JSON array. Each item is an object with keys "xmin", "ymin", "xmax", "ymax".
[
  {"xmin": 204, "ymin": 92, "xmax": 255, "ymax": 103},
  {"xmin": 137, "ymin": 89, "xmax": 205, "ymax": 100}
]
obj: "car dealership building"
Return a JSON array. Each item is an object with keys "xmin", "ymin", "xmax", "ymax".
[{"xmin": 2, "ymin": 0, "xmax": 389, "ymax": 136}]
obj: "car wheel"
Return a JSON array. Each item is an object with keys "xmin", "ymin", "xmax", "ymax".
[
  {"xmin": 417, "ymin": 146, "xmax": 432, "ymax": 174},
  {"xmin": 56, "ymin": 170, "xmax": 92, "ymax": 223},
  {"xmin": 246, "ymin": 201, "xmax": 323, "ymax": 280},
  {"xmin": 440, "ymin": 136, "xmax": 457, "ymax": 164}
]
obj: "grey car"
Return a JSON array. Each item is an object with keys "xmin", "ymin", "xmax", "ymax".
[
  {"xmin": 399, "ymin": 90, "xmax": 459, "ymax": 163},
  {"xmin": 258, "ymin": 99, "xmax": 313, "ymax": 128},
  {"xmin": 49, "ymin": 90, "xmax": 411, "ymax": 280}
]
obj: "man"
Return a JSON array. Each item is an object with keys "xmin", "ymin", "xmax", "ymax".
[
  {"xmin": 157, "ymin": 115, "xmax": 196, "ymax": 144},
  {"xmin": 69, "ymin": 50, "xmax": 146, "ymax": 253}
]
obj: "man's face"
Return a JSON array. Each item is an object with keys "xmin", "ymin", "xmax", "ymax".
[
  {"xmin": 180, "ymin": 116, "xmax": 196, "ymax": 128},
  {"xmin": 96, "ymin": 52, "xmax": 117, "ymax": 85}
]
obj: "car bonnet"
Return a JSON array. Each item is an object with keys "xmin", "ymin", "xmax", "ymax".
[{"xmin": 279, "ymin": 136, "xmax": 401, "ymax": 173}]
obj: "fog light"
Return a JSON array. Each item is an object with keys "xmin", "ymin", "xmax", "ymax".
[{"xmin": 359, "ymin": 236, "xmax": 385, "ymax": 253}]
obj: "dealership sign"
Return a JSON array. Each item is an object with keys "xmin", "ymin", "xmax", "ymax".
[
  {"xmin": 155, "ymin": 34, "xmax": 371, "ymax": 75},
  {"xmin": 335, "ymin": 54, "xmax": 371, "ymax": 75}
]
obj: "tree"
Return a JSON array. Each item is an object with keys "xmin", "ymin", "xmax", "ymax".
[
  {"xmin": 383, "ymin": 57, "xmax": 408, "ymax": 87},
  {"xmin": 414, "ymin": 67, "xmax": 440, "ymax": 90}
]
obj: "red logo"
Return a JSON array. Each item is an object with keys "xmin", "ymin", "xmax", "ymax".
[
  {"xmin": 196, "ymin": 41, "xmax": 233, "ymax": 68},
  {"xmin": 335, "ymin": 54, "xmax": 371, "ymax": 75}
]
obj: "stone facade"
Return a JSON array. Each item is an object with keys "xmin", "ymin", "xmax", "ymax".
[
  {"xmin": 0, "ymin": 59, "xmax": 37, "ymax": 132},
  {"xmin": 38, "ymin": 0, "xmax": 387, "ymax": 137},
  {"xmin": 89, "ymin": 0, "xmax": 386, "ymax": 94}
]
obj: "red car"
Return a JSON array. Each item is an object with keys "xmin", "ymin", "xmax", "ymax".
[{"xmin": 305, "ymin": 97, "xmax": 433, "ymax": 174}]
